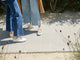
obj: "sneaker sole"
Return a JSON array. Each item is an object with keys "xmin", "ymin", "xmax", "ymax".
[{"xmin": 13, "ymin": 40, "xmax": 26, "ymax": 43}]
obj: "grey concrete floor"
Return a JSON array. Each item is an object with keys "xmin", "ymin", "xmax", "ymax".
[{"xmin": 0, "ymin": 12, "xmax": 80, "ymax": 53}]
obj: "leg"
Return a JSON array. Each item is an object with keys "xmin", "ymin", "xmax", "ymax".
[
  {"xmin": 6, "ymin": 5, "xmax": 13, "ymax": 32},
  {"xmin": 7, "ymin": 0, "xmax": 23, "ymax": 37},
  {"xmin": 30, "ymin": 0, "xmax": 41, "ymax": 25},
  {"xmin": 27, "ymin": 0, "xmax": 41, "ymax": 28},
  {"xmin": 30, "ymin": 0, "xmax": 42, "ymax": 36},
  {"xmin": 6, "ymin": 4, "xmax": 14, "ymax": 37},
  {"xmin": 6, "ymin": 0, "xmax": 26, "ymax": 42},
  {"xmin": 21, "ymin": 0, "xmax": 31, "ymax": 23},
  {"xmin": 21, "ymin": 0, "xmax": 34, "ymax": 30}
]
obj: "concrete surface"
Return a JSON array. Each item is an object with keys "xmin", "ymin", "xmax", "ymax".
[
  {"xmin": 0, "ymin": 19, "xmax": 80, "ymax": 53},
  {"xmin": 0, "ymin": 52, "xmax": 77, "ymax": 60}
]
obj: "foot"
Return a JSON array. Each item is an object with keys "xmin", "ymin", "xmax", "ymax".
[
  {"xmin": 10, "ymin": 32, "xmax": 14, "ymax": 37},
  {"xmin": 13, "ymin": 37, "xmax": 26, "ymax": 43},
  {"xmin": 24, "ymin": 25, "xmax": 33, "ymax": 31},
  {"xmin": 27, "ymin": 25, "xmax": 33, "ymax": 29},
  {"xmin": 37, "ymin": 28, "xmax": 42, "ymax": 36}
]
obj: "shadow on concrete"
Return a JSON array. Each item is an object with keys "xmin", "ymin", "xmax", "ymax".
[
  {"xmin": 0, "ymin": 28, "xmax": 37, "ymax": 46},
  {"xmin": 0, "ymin": 40, "xmax": 15, "ymax": 46},
  {"xmin": 0, "ymin": 28, "xmax": 14, "ymax": 46},
  {"xmin": 0, "ymin": 28, "xmax": 9, "ymax": 40},
  {"xmin": 46, "ymin": 19, "xmax": 80, "ymax": 25},
  {"xmin": 23, "ymin": 28, "xmax": 37, "ymax": 35}
]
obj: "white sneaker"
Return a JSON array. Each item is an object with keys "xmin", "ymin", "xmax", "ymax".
[
  {"xmin": 37, "ymin": 28, "xmax": 42, "ymax": 36},
  {"xmin": 13, "ymin": 37, "xmax": 26, "ymax": 43},
  {"xmin": 10, "ymin": 33, "xmax": 13, "ymax": 37},
  {"xmin": 24, "ymin": 25, "xmax": 33, "ymax": 31}
]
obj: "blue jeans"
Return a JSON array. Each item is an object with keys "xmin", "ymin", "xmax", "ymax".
[
  {"xmin": 21, "ymin": 0, "xmax": 41, "ymax": 25},
  {"xmin": 6, "ymin": 0, "xmax": 23, "ymax": 36}
]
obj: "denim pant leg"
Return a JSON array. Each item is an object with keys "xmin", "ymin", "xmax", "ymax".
[
  {"xmin": 21, "ymin": 0, "xmax": 41, "ymax": 25},
  {"xmin": 6, "ymin": 0, "xmax": 23, "ymax": 36},
  {"xmin": 30, "ymin": 0, "xmax": 41, "ymax": 25},
  {"xmin": 21, "ymin": 0, "xmax": 31, "ymax": 23},
  {"xmin": 6, "ymin": 5, "xmax": 13, "ymax": 32}
]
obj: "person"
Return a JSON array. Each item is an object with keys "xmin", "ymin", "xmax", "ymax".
[
  {"xmin": 1, "ymin": 0, "xmax": 26, "ymax": 42},
  {"xmin": 21, "ymin": 0, "xmax": 45, "ymax": 36}
]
